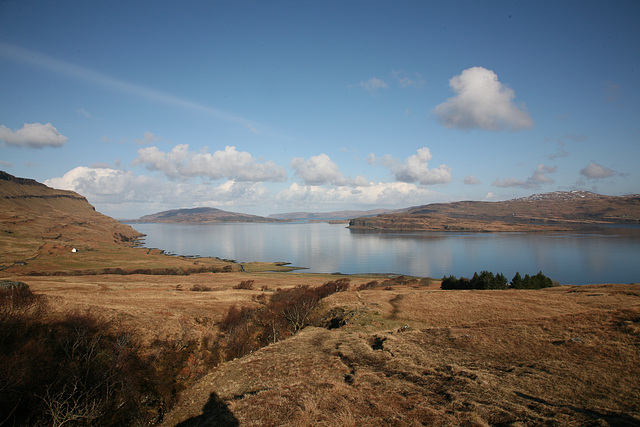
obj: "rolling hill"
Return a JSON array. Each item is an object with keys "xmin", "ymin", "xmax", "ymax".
[
  {"xmin": 349, "ymin": 191, "xmax": 640, "ymax": 232},
  {"xmin": 0, "ymin": 171, "xmax": 141, "ymax": 262},
  {"xmin": 0, "ymin": 171, "xmax": 237, "ymax": 275},
  {"xmin": 132, "ymin": 207, "xmax": 286, "ymax": 223}
]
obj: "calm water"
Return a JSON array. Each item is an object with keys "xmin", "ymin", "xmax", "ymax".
[{"xmin": 129, "ymin": 222, "xmax": 640, "ymax": 285}]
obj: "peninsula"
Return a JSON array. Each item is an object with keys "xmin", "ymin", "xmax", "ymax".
[{"xmin": 349, "ymin": 191, "xmax": 640, "ymax": 232}]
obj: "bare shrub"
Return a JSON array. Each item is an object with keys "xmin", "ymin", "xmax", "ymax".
[
  {"xmin": 357, "ymin": 280, "xmax": 379, "ymax": 290},
  {"xmin": 217, "ymin": 279, "xmax": 351, "ymax": 360},
  {"xmin": 0, "ymin": 289, "xmax": 209, "ymax": 426},
  {"xmin": 191, "ymin": 284, "xmax": 212, "ymax": 292},
  {"xmin": 233, "ymin": 280, "xmax": 255, "ymax": 290}
]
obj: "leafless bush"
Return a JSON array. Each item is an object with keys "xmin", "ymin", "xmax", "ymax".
[
  {"xmin": 357, "ymin": 280, "xmax": 379, "ymax": 290},
  {"xmin": 218, "ymin": 279, "xmax": 351, "ymax": 360},
  {"xmin": 0, "ymin": 289, "xmax": 202, "ymax": 426},
  {"xmin": 233, "ymin": 280, "xmax": 255, "ymax": 290}
]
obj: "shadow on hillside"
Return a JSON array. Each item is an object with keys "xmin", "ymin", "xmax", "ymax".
[{"xmin": 176, "ymin": 392, "xmax": 239, "ymax": 427}]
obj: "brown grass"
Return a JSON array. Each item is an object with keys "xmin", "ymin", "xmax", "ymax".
[
  {"xmin": 4, "ymin": 265, "xmax": 640, "ymax": 426},
  {"xmin": 151, "ymin": 282, "xmax": 640, "ymax": 426}
]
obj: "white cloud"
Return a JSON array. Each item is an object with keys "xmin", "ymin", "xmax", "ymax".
[
  {"xmin": 433, "ymin": 67, "xmax": 533, "ymax": 131},
  {"xmin": 493, "ymin": 164, "xmax": 556, "ymax": 188},
  {"xmin": 0, "ymin": 122, "xmax": 68, "ymax": 148},
  {"xmin": 276, "ymin": 181, "xmax": 436, "ymax": 210},
  {"xmin": 45, "ymin": 165, "xmax": 448, "ymax": 218},
  {"xmin": 464, "ymin": 175, "xmax": 481, "ymax": 185},
  {"xmin": 45, "ymin": 166, "xmax": 273, "ymax": 218},
  {"xmin": 46, "ymin": 167, "xmax": 155, "ymax": 203},
  {"xmin": 290, "ymin": 154, "xmax": 352, "ymax": 186},
  {"xmin": 133, "ymin": 144, "xmax": 287, "ymax": 182},
  {"xmin": 384, "ymin": 147, "xmax": 452, "ymax": 185},
  {"xmin": 580, "ymin": 162, "xmax": 614, "ymax": 179},
  {"xmin": 359, "ymin": 77, "xmax": 388, "ymax": 93}
]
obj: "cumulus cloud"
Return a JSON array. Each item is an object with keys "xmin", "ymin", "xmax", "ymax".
[
  {"xmin": 383, "ymin": 147, "xmax": 452, "ymax": 185},
  {"xmin": 0, "ymin": 122, "xmax": 68, "ymax": 148},
  {"xmin": 464, "ymin": 175, "xmax": 481, "ymax": 185},
  {"xmin": 46, "ymin": 167, "xmax": 156, "ymax": 203},
  {"xmin": 276, "ymin": 181, "xmax": 436, "ymax": 210},
  {"xmin": 433, "ymin": 67, "xmax": 533, "ymax": 131},
  {"xmin": 45, "ymin": 166, "xmax": 272, "ymax": 218},
  {"xmin": 290, "ymin": 154, "xmax": 355, "ymax": 186},
  {"xmin": 580, "ymin": 162, "xmax": 614, "ymax": 179},
  {"xmin": 493, "ymin": 164, "xmax": 556, "ymax": 188},
  {"xmin": 359, "ymin": 77, "xmax": 388, "ymax": 93},
  {"xmin": 133, "ymin": 144, "xmax": 287, "ymax": 182}
]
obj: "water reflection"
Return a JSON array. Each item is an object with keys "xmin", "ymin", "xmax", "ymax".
[{"xmin": 129, "ymin": 222, "xmax": 640, "ymax": 285}]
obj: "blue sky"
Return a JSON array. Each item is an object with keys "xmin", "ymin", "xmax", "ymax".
[{"xmin": 1, "ymin": 0, "xmax": 638, "ymax": 218}]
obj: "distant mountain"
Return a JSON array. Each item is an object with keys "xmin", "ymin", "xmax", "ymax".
[
  {"xmin": 349, "ymin": 191, "xmax": 640, "ymax": 232},
  {"xmin": 268, "ymin": 208, "xmax": 400, "ymax": 220},
  {"xmin": 132, "ymin": 207, "xmax": 286, "ymax": 223}
]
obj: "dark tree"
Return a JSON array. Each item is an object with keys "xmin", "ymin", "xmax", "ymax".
[{"xmin": 511, "ymin": 272, "xmax": 524, "ymax": 288}]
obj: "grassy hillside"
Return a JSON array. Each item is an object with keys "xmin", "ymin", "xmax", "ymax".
[
  {"xmin": 161, "ymin": 283, "xmax": 640, "ymax": 426},
  {"xmin": 0, "ymin": 171, "xmax": 240, "ymax": 275},
  {"xmin": 349, "ymin": 191, "xmax": 640, "ymax": 232},
  {"xmin": 14, "ymin": 274, "xmax": 640, "ymax": 426}
]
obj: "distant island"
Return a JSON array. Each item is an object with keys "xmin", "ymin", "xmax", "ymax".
[
  {"xmin": 129, "ymin": 207, "xmax": 286, "ymax": 224},
  {"xmin": 127, "ymin": 191, "xmax": 640, "ymax": 229},
  {"xmin": 349, "ymin": 191, "xmax": 640, "ymax": 232},
  {"xmin": 132, "ymin": 207, "xmax": 402, "ymax": 223}
]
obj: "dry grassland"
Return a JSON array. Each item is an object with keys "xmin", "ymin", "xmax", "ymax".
[
  {"xmin": 5, "ymin": 267, "xmax": 640, "ymax": 426},
  {"xmin": 161, "ymin": 282, "xmax": 640, "ymax": 426},
  {"xmin": 15, "ymin": 272, "xmax": 372, "ymax": 344}
]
